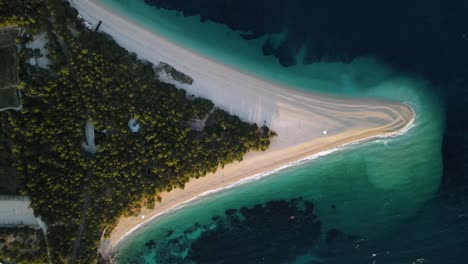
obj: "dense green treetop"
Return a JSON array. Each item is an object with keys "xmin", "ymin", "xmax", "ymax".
[
  {"xmin": 0, "ymin": 0, "xmax": 275, "ymax": 263},
  {"xmin": 0, "ymin": 0, "xmax": 47, "ymax": 28}
]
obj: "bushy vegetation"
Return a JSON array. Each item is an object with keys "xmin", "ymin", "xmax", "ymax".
[
  {"xmin": 0, "ymin": 0, "xmax": 275, "ymax": 263},
  {"xmin": 0, "ymin": 227, "xmax": 48, "ymax": 264},
  {"xmin": 0, "ymin": 0, "xmax": 47, "ymax": 27},
  {"xmin": 155, "ymin": 62, "xmax": 194, "ymax": 85},
  {"xmin": 0, "ymin": 28, "xmax": 20, "ymax": 109},
  {"xmin": 0, "ymin": 116, "xmax": 18, "ymax": 194}
]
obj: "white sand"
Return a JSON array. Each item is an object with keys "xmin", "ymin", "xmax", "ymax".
[{"xmin": 70, "ymin": 0, "xmax": 415, "ymax": 255}]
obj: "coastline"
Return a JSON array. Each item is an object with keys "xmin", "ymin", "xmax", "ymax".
[
  {"xmin": 69, "ymin": 0, "xmax": 416, "ymax": 258},
  {"xmin": 110, "ymin": 112, "xmax": 416, "ymax": 252}
]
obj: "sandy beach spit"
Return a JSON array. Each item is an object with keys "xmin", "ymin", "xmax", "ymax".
[{"xmin": 70, "ymin": 0, "xmax": 415, "ymax": 256}]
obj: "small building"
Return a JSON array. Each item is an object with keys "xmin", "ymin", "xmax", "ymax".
[{"xmin": 128, "ymin": 119, "xmax": 141, "ymax": 133}]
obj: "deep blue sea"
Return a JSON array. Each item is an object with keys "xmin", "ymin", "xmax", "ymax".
[{"xmin": 96, "ymin": 0, "xmax": 468, "ymax": 263}]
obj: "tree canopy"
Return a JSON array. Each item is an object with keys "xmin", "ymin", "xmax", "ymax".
[{"xmin": 0, "ymin": 0, "xmax": 275, "ymax": 262}]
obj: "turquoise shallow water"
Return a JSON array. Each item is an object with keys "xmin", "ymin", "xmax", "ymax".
[{"xmin": 95, "ymin": 0, "xmax": 448, "ymax": 263}]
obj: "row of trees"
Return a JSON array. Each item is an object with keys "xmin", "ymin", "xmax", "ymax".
[
  {"xmin": 1, "ymin": 0, "xmax": 276, "ymax": 262},
  {"xmin": 0, "ymin": 0, "xmax": 48, "ymax": 28}
]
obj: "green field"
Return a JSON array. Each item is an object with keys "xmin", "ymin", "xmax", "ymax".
[
  {"xmin": 0, "ymin": 28, "xmax": 18, "ymax": 46},
  {"xmin": 0, "ymin": 88, "xmax": 20, "ymax": 108},
  {"xmin": 0, "ymin": 45, "xmax": 17, "ymax": 88}
]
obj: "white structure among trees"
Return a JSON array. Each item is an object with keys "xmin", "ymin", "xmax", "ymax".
[{"xmin": 0, "ymin": 196, "xmax": 43, "ymax": 228}]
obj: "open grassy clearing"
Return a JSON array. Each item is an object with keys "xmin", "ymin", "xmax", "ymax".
[
  {"xmin": 0, "ymin": 45, "xmax": 17, "ymax": 88},
  {"xmin": 0, "ymin": 88, "xmax": 20, "ymax": 109},
  {"xmin": 0, "ymin": 28, "xmax": 18, "ymax": 46}
]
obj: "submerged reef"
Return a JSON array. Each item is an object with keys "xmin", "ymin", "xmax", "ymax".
[{"xmin": 124, "ymin": 197, "xmax": 361, "ymax": 263}]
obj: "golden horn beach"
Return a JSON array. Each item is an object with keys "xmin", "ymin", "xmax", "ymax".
[{"xmin": 70, "ymin": 0, "xmax": 415, "ymax": 256}]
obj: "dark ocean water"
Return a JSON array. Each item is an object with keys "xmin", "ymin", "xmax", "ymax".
[
  {"xmin": 142, "ymin": 0, "xmax": 468, "ymax": 207},
  {"xmin": 143, "ymin": 0, "xmax": 468, "ymax": 196},
  {"xmin": 113, "ymin": 0, "xmax": 468, "ymax": 263}
]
